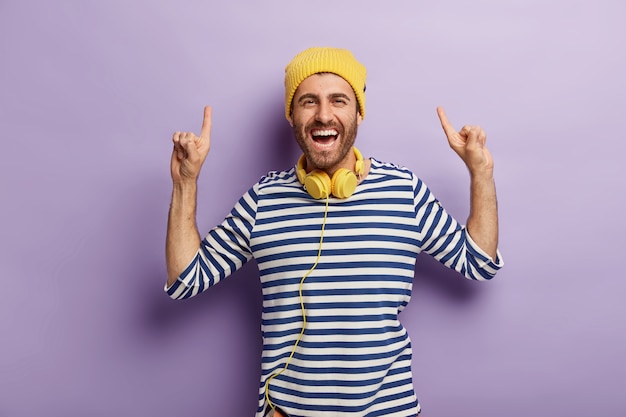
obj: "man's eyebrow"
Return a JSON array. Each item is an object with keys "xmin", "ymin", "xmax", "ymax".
[
  {"xmin": 297, "ymin": 93, "xmax": 318, "ymax": 103},
  {"xmin": 329, "ymin": 93, "xmax": 351, "ymax": 101},
  {"xmin": 297, "ymin": 93, "xmax": 352, "ymax": 103}
]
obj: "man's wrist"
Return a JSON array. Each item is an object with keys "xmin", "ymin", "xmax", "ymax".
[
  {"xmin": 171, "ymin": 180, "xmax": 199, "ymax": 211},
  {"xmin": 172, "ymin": 178, "xmax": 198, "ymax": 191},
  {"xmin": 469, "ymin": 168, "xmax": 494, "ymax": 183}
]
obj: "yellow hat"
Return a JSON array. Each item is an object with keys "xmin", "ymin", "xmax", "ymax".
[{"xmin": 284, "ymin": 47, "xmax": 366, "ymax": 120}]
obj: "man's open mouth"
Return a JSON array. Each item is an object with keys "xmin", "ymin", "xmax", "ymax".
[{"xmin": 311, "ymin": 128, "xmax": 339, "ymax": 146}]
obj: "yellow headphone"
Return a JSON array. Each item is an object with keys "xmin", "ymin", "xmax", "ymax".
[{"xmin": 296, "ymin": 147, "xmax": 364, "ymax": 199}]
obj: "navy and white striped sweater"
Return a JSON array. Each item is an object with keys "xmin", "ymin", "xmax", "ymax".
[{"xmin": 166, "ymin": 158, "xmax": 503, "ymax": 417}]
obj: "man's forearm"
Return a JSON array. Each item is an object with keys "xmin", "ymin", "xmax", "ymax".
[
  {"xmin": 466, "ymin": 173, "xmax": 499, "ymax": 260},
  {"xmin": 166, "ymin": 182, "xmax": 201, "ymax": 287}
]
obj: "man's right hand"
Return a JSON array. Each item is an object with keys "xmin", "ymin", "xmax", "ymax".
[{"xmin": 170, "ymin": 106, "xmax": 212, "ymax": 184}]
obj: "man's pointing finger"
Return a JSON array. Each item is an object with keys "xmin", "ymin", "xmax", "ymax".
[
  {"xmin": 200, "ymin": 106, "xmax": 212, "ymax": 138},
  {"xmin": 436, "ymin": 106, "xmax": 457, "ymax": 137}
]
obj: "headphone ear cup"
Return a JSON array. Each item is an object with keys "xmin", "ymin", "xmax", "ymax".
[
  {"xmin": 304, "ymin": 170, "xmax": 332, "ymax": 199},
  {"xmin": 331, "ymin": 168, "xmax": 358, "ymax": 199}
]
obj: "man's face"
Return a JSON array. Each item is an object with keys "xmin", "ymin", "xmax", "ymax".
[{"xmin": 289, "ymin": 73, "xmax": 362, "ymax": 175}]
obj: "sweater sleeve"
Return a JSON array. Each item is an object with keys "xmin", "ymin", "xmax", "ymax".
[
  {"xmin": 413, "ymin": 175, "xmax": 503, "ymax": 281},
  {"xmin": 165, "ymin": 185, "xmax": 259, "ymax": 299}
]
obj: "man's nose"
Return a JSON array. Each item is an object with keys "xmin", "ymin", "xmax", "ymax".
[{"xmin": 315, "ymin": 102, "xmax": 333, "ymax": 124}]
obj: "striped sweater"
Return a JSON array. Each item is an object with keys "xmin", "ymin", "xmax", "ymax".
[{"xmin": 166, "ymin": 158, "xmax": 503, "ymax": 417}]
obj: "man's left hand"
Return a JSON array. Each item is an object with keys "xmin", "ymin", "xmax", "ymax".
[{"xmin": 436, "ymin": 106, "xmax": 494, "ymax": 177}]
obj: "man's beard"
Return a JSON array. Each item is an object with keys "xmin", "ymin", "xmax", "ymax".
[{"xmin": 292, "ymin": 113, "xmax": 359, "ymax": 173}]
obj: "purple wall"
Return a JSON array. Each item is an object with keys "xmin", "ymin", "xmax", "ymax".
[{"xmin": 1, "ymin": 1, "xmax": 625, "ymax": 416}]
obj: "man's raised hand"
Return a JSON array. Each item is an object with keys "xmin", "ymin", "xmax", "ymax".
[
  {"xmin": 171, "ymin": 106, "xmax": 212, "ymax": 184},
  {"xmin": 436, "ymin": 106, "xmax": 494, "ymax": 177}
]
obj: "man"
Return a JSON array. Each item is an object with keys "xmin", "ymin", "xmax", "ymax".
[{"xmin": 166, "ymin": 47, "xmax": 503, "ymax": 417}]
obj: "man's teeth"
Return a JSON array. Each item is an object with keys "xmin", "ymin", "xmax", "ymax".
[{"xmin": 312, "ymin": 129, "xmax": 338, "ymax": 137}]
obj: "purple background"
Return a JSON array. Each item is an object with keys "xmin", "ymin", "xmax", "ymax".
[{"xmin": 1, "ymin": 1, "xmax": 625, "ymax": 416}]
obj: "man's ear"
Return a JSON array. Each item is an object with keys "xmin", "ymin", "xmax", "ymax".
[
  {"xmin": 357, "ymin": 112, "xmax": 363, "ymax": 126},
  {"xmin": 287, "ymin": 113, "xmax": 294, "ymax": 127}
]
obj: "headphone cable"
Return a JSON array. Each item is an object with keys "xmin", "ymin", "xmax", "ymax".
[{"xmin": 264, "ymin": 195, "xmax": 330, "ymax": 412}]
